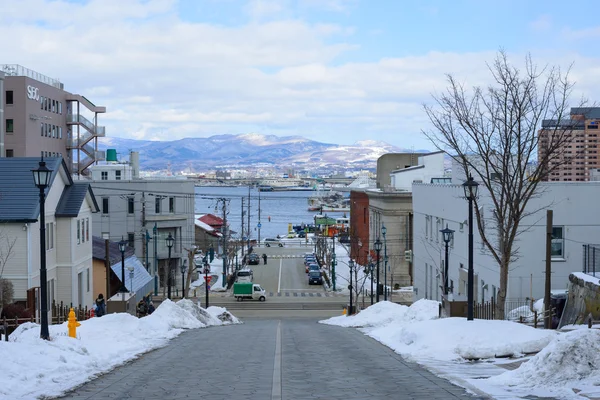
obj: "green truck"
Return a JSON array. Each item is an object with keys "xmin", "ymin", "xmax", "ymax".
[{"xmin": 233, "ymin": 282, "xmax": 267, "ymax": 302}]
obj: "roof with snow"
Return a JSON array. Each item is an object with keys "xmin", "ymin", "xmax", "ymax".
[{"xmin": 199, "ymin": 213, "xmax": 224, "ymax": 227}]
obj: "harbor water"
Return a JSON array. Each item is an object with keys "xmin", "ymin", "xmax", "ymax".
[{"xmin": 194, "ymin": 186, "xmax": 347, "ymax": 241}]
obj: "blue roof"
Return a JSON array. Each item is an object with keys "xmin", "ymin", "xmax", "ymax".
[
  {"xmin": 56, "ymin": 182, "xmax": 100, "ymax": 217},
  {"xmin": 0, "ymin": 157, "xmax": 66, "ymax": 223},
  {"xmin": 110, "ymin": 256, "xmax": 154, "ymax": 302}
]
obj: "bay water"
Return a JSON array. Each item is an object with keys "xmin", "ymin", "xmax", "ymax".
[{"xmin": 194, "ymin": 186, "xmax": 323, "ymax": 241}]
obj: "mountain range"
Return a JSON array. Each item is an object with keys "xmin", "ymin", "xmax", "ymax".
[{"xmin": 97, "ymin": 134, "xmax": 429, "ymax": 172}]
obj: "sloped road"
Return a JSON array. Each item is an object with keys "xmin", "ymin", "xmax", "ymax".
[{"xmin": 57, "ymin": 318, "xmax": 484, "ymax": 400}]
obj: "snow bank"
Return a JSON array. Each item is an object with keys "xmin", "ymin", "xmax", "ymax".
[{"xmin": 489, "ymin": 329, "xmax": 600, "ymax": 396}]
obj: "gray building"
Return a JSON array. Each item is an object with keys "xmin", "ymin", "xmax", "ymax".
[
  {"xmin": 89, "ymin": 159, "xmax": 196, "ymax": 296},
  {"xmin": 1, "ymin": 64, "xmax": 106, "ymax": 176}
]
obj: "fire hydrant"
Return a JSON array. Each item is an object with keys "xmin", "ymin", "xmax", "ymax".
[{"xmin": 68, "ymin": 307, "xmax": 81, "ymax": 338}]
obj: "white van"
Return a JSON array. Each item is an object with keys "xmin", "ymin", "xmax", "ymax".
[{"xmin": 236, "ymin": 269, "xmax": 254, "ymax": 283}]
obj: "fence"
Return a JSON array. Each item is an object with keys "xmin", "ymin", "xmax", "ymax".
[
  {"xmin": 583, "ymin": 244, "xmax": 600, "ymax": 275},
  {"xmin": 0, "ymin": 301, "xmax": 93, "ymax": 341},
  {"xmin": 473, "ymin": 298, "xmax": 560, "ymax": 328}
]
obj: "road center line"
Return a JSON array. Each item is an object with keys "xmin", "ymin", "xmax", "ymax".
[
  {"xmin": 271, "ymin": 320, "xmax": 282, "ymax": 400},
  {"xmin": 277, "ymin": 258, "xmax": 282, "ymax": 293}
]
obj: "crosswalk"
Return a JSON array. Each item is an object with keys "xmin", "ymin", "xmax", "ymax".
[{"xmin": 268, "ymin": 291, "xmax": 340, "ymax": 297}]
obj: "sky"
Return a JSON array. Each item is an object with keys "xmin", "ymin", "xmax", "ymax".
[{"xmin": 1, "ymin": 0, "xmax": 599, "ymax": 150}]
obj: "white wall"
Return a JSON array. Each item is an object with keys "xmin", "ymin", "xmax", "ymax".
[
  {"xmin": 391, "ymin": 152, "xmax": 445, "ymax": 191},
  {"xmin": 412, "ymin": 181, "xmax": 600, "ymax": 302}
]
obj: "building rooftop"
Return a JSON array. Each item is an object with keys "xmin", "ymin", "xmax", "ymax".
[{"xmin": 1, "ymin": 64, "xmax": 63, "ymax": 89}]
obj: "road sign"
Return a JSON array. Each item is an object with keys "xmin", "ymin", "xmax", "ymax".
[
  {"xmin": 206, "ymin": 285, "xmax": 210, "ymax": 290},
  {"xmin": 257, "ymin": 223, "xmax": 262, "ymax": 228}
]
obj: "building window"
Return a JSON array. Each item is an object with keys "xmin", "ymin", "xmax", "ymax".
[
  {"xmin": 6, "ymin": 149, "xmax": 13, "ymax": 157},
  {"xmin": 169, "ymin": 197, "xmax": 175, "ymax": 213},
  {"xmin": 551, "ymin": 226, "xmax": 564, "ymax": 258},
  {"xmin": 6, "ymin": 90, "xmax": 13, "ymax": 105},
  {"xmin": 6, "ymin": 119, "xmax": 13, "ymax": 133},
  {"xmin": 86, "ymin": 218, "xmax": 89, "ymax": 242},
  {"xmin": 115, "ymin": 170, "xmax": 121, "ymax": 180},
  {"xmin": 155, "ymin": 197, "xmax": 161, "ymax": 214},
  {"xmin": 59, "ymin": 127, "xmax": 62, "ymax": 139},
  {"xmin": 77, "ymin": 219, "xmax": 81, "ymax": 244},
  {"xmin": 128, "ymin": 233, "xmax": 135, "ymax": 248},
  {"xmin": 101, "ymin": 171, "xmax": 108, "ymax": 180},
  {"xmin": 102, "ymin": 198, "xmax": 109, "ymax": 214},
  {"xmin": 128, "ymin": 197, "xmax": 135, "ymax": 214},
  {"xmin": 41, "ymin": 122, "xmax": 44, "ymax": 136},
  {"xmin": 86, "ymin": 269, "xmax": 90, "ymax": 292},
  {"xmin": 59, "ymin": 102, "xmax": 62, "ymax": 115}
]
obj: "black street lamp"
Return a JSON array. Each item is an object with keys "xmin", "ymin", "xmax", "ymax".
[
  {"xmin": 331, "ymin": 235, "xmax": 336, "ymax": 291},
  {"xmin": 204, "ymin": 259, "xmax": 210, "ymax": 308},
  {"xmin": 440, "ymin": 224, "xmax": 455, "ymax": 296},
  {"xmin": 32, "ymin": 157, "xmax": 52, "ymax": 340},
  {"xmin": 374, "ymin": 238, "xmax": 382, "ymax": 302},
  {"xmin": 381, "ymin": 225, "xmax": 388, "ymax": 301},
  {"xmin": 181, "ymin": 260, "xmax": 187, "ymax": 299},
  {"xmin": 463, "ymin": 175, "xmax": 479, "ymax": 321},
  {"xmin": 369, "ymin": 262, "xmax": 375, "ymax": 305},
  {"xmin": 118, "ymin": 238, "xmax": 128, "ymax": 293},
  {"xmin": 166, "ymin": 233, "xmax": 174, "ymax": 299},
  {"xmin": 348, "ymin": 259, "xmax": 355, "ymax": 315}
]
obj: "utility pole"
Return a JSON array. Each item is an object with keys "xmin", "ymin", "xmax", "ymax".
[
  {"xmin": 258, "ymin": 189, "xmax": 261, "ymax": 245},
  {"xmin": 105, "ymin": 239, "xmax": 110, "ymax": 300},
  {"xmin": 544, "ymin": 210, "xmax": 553, "ymax": 329},
  {"xmin": 247, "ymin": 186, "xmax": 251, "ymax": 252},
  {"xmin": 153, "ymin": 223, "xmax": 158, "ymax": 296},
  {"xmin": 241, "ymin": 197, "xmax": 245, "ymax": 260},
  {"xmin": 222, "ymin": 198, "xmax": 228, "ymax": 287}
]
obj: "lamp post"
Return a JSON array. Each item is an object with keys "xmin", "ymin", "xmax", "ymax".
[
  {"xmin": 32, "ymin": 158, "xmax": 52, "ymax": 340},
  {"xmin": 374, "ymin": 238, "xmax": 382, "ymax": 302},
  {"xmin": 381, "ymin": 225, "xmax": 388, "ymax": 301},
  {"xmin": 204, "ymin": 260, "xmax": 210, "ymax": 308},
  {"xmin": 331, "ymin": 235, "xmax": 336, "ymax": 291},
  {"xmin": 118, "ymin": 238, "xmax": 128, "ymax": 293},
  {"xmin": 181, "ymin": 260, "xmax": 187, "ymax": 299},
  {"xmin": 369, "ymin": 262, "xmax": 375, "ymax": 305},
  {"xmin": 348, "ymin": 259, "xmax": 355, "ymax": 315},
  {"xmin": 463, "ymin": 175, "xmax": 479, "ymax": 321},
  {"xmin": 440, "ymin": 225, "xmax": 455, "ymax": 296},
  {"xmin": 166, "ymin": 233, "xmax": 174, "ymax": 299}
]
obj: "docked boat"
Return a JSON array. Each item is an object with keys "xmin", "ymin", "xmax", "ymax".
[
  {"xmin": 307, "ymin": 191, "xmax": 350, "ymax": 212},
  {"xmin": 258, "ymin": 177, "xmax": 307, "ymax": 191}
]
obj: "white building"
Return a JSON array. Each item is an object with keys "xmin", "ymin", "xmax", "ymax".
[
  {"xmin": 0, "ymin": 157, "xmax": 99, "ymax": 312},
  {"xmin": 412, "ymin": 165, "xmax": 600, "ymax": 303},
  {"xmin": 390, "ymin": 151, "xmax": 446, "ymax": 191}
]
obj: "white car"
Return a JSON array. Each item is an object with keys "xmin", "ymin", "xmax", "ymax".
[{"xmin": 264, "ymin": 238, "xmax": 283, "ymax": 247}]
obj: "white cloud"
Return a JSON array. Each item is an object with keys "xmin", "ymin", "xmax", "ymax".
[
  {"xmin": 529, "ymin": 14, "xmax": 552, "ymax": 32},
  {"xmin": 1, "ymin": 0, "xmax": 598, "ymax": 150}
]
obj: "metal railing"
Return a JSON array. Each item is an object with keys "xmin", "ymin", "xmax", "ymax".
[
  {"xmin": 1, "ymin": 64, "xmax": 63, "ymax": 88},
  {"xmin": 583, "ymin": 244, "xmax": 600, "ymax": 275}
]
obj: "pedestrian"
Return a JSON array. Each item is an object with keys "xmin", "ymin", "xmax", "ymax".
[
  {"xmin": 262, "ymin": 253, "xmax": 267, "ymax": 265},
  {"xmin": 148, "ymin": 302, "xmax": 155, "ymax": 315},
  {"xmin": 95, "ymin": 293, "xmax": 106, "ymax": 317},
  {"xmin": 137, "ymin": 299, "xmax": 148, "ymax": 317}
]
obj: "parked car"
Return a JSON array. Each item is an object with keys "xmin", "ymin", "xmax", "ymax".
[
  {"xmin": 308, "ymin": 264, "xmax": 320, "ymax": 273},
  {"xmin": 287, "ymin": 231, "xmax": 297, "ymax": 238},
  {"xmin": 248, "ymin": 253, "xmax": 260, "ymax": 265},
  {"xmin": 298, "ymin": 231, "xmax": 306, "ymax": 238},
  {"xmin": 308, "ymin": 271, "xmax": 323, "ymax": 285},
  {"xmin": 236, "ymin": 269, "xmax": 254, "ymax": 283},
  {"xmin": 264, "ymin": 238, "xmax": 283, "ymax": 247},
  {"xmin": 306, "ymin": 262, "xmax": 319, "ymax": 273}
]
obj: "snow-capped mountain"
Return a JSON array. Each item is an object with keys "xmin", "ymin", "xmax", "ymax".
[{"xmin": 97, "ymin": 134, "xmax": 427, "ymax": 172}]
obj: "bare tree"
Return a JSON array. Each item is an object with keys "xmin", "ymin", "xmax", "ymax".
[{"xmin": 423, "ymin": 51, "xmax": 586, "ymax": 319}]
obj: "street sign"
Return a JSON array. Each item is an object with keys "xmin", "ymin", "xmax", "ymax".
[
  {"xmin": 206, "ymin": 285, "xmax": 210, "ymax": 290},
  {"xmin": 257, "ymin": 223, "xmax": 262, "ymax": 228}
]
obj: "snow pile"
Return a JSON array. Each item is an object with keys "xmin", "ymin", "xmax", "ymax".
[
  {"xmin": 151, "ymin": 299, "xmax": 205, "ymax": 329},
  {"xmin": 207, "ymin": 306, "xmax": 241, "ymax": 324},
  {"xmin": 506, "ymin": 305, "xmax": 535, "ymax": 322},
  {"xmin": 320, "ymin": 299, "xmax": 439, "ymax": 328},
  {"xmin": 0, "ymin": 300, "xmax": 238, "ymax": 399},
  {"xmin": 489, "ymin": 329, "xmax": 600, "ymax": 395}
]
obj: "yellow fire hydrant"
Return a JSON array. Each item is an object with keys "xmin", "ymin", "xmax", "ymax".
[{"xmin": 68, "ymin": 307, "xmax": 81, "ymax": 338}]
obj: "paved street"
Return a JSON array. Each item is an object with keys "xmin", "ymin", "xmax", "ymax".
[{"xmin": 58, "ymin": 317, "xmax": 484, "ymax": 400}]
